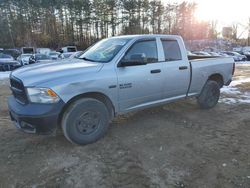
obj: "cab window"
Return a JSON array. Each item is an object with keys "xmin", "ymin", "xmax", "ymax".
[
  {"xmin": 161, "ymin": 39, "xmax": 182, "ymax": 61},
  {"xmin": 123, "ymin": 40, "xmax": 158, "ymax": 64}
]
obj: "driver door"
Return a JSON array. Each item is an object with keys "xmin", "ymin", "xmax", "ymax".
[{"xmin": 116, "ymin": 39, "xmax": 164, "ymax": 112}]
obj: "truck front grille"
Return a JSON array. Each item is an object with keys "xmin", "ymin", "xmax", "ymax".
[{"xmin": 10, "ymin": 76, "xmax": 28, "ymax": 104}]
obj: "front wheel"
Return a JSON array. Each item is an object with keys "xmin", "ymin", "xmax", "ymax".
[
  {"xmin": 197, "ymin": 80, "xmax": 220, "ymax": 109},
  {"xmin": 62, "ymin": 98, "xmax": 110, "ymax": 145}
]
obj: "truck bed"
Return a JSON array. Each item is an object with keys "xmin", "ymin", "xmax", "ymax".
[
  {"xmin": 188, "ymin": 55, "xmax": 221, "ymax": 60},
  {"xmin": 187, "ymin": 57, "xmax": 234, "ymax": 96}
]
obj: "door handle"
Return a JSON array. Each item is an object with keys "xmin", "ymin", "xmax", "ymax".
[
  {"xmin": 150, "ymin": 69, "xmax": 161, "ymax": 74},
  {"xmin": 179, "ymin": 66, "xmax": 188, "ymax": 70}
]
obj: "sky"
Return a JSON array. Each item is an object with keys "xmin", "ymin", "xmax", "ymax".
[{"xmin": 164, "ymin": 0, "xmax": 250, "ymax": 38}]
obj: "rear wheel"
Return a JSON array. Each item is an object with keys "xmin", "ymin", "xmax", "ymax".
[
  {"xmin": 62, "ymin": 98, "xmax": 110, "ymax": 145},
  {"xmin": 197, "ymin": 80, "xmax": 220, "ymax": 109}
]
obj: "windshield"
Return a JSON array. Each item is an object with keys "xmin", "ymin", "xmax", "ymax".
[
  {"xmin": 79, "ymin": 38, "xmax": 131, "ymax": 62},
  {"xmin": 0, "ymin": 53, "xmax": 13, "ymax": 59}
]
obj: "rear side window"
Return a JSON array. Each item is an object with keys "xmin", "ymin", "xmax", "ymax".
[
  {"xmin": 123, "ymin": 40, "xmax": 158, "ymax": 64},
  {"xmin": 68, "ymin": 47, "xmax": 76, "ymax": 52},
  {"xmin": 161, "ymin": 39, "xmax": 182, "ymax": 61}
]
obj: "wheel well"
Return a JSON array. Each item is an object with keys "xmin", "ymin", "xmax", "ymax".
[
  {"xmin": 58, "ymin": 92, "xmax": 115, "ymax": 128},
  {"xmin": 208, "ymin": 74, "xmax": 224, "ymax": 88}
]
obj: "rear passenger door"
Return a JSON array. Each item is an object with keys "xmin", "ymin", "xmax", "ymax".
[
  {"xmin": 116, "ymin": 39, "xmax": 164, "ymax": 112},
  {"xmin": 160, "ymin": 39, "xmax": 190, "ymax": 99}
]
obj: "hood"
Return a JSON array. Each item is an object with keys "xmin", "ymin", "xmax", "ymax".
[
  {"xmin": 0, "ymin": 58, "xmax": 14, "ymax": 61},
  {"xmin": 11, "ymin": 59, "xmax": 103, "ymax": 86},
  {"xmin": 0, "ymin": 59, "xmax": 20, "ymax": 65}
]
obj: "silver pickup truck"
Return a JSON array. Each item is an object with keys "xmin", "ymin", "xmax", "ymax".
[{"xmin": 8, "ymin": 35, "xmax": 235, "ymax": 145}]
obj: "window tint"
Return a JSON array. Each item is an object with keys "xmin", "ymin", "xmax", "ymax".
[
  {"xmin": 123, "ymin": 40, "xmax": 158, "ymax": 64},
  {"xmin": 161, "ymin": 40, "xmax": 182, "ymax": 61}
]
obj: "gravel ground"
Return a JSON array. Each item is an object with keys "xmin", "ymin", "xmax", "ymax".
[{"xmin": 0, "ymin": 64, "xmax": 250, "ymax": 188}]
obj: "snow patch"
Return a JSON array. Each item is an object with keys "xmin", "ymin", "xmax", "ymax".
[
  {"xmin": 220, "ymin": 97, "xmax": 250, "ymax": 104},
  {"xmin": 220, "ymin": 77, "xmax": 250, "ymax": 104},
  {"xmin": 236, "ymin": 61, "xmax": 250, "ymax": 64},
  {"xmin": 230, "ymin": 77, "xmax": 250, "ymax": 87},
  {"xmin": 0, "ymin": 71, "xmax": 10, "ymax": 80}
]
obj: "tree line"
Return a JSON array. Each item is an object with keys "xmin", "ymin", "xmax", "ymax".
[{"xmin": 0, "ymin": 0, "xmax": 216, "ymax": 49}]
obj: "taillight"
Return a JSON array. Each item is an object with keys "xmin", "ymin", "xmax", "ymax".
[{"xmin": 232, "ymin": 63, "xmax": 235, "ymax": 75}]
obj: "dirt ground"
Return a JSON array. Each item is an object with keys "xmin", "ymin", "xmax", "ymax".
[{"xmin": 0, "ymin": 64, "xmax": 250, "ymax": 188}]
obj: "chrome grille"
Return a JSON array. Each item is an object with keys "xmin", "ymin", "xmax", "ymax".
[{"xmin": 10, "ymin": 76, "xmax": 28, "ymax": 104}]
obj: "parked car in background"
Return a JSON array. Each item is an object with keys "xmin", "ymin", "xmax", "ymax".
[
  {"xmin": 192, "ymin": 51, "xmax": 211, "ymax": 56},
  {"xmin": 58, "ymin": 51, "xmax": 84, "ymax": 59},
  {"xmin": 61, "ymin": 46, "xmax": 77, "ymax": 53},
  {"xmin": 36, "ymin": 48, "xmax": 51, "ymax": 55},
  {"xmin": 0, "ymin": 53, "xmax": 21, "ymax": 71},
  {"xmin": 208, "ymin": 52, "xmax": 221, "ymax": 56},
  {"xmin": 58, "ymin": 52, "xmax": 75, "ymax": 59},
  {"xmin": 68, "ymin": 51, "xmax": 84, "ymax": 59},
  {"xmin": 221, "ymin": 51, "xmax": 247, "ymax": 61},
  {"xmin": 49, "ymin": 52, "xmax": 60, "ymax": 60},
  {"xmin": 233, "ymin": 47, "xmax": 243, "ymax": 52},
  {"xmin": 243, "ymin": 51, "xmax": 250, "ymax": 61},
  {"xmin": 0, "ymin": 48, "xmax": 3, "ymax": 53},
  {"xmin": 29, "ymin": 54, "xmax": 52, "ymax": 64},
  {"xmin": 17, "ymin": 54, "xmax": 33, "ymax": 65},
  {"xmin": 21, "ymin": 47, "xmax": 35, "ymax": 54},
  {"xmin": 218, "ymin": 52, "xmax": 230, "ymax": 57},
  {"xmin": 3, "ymin": 49, "xmax": 21, "ymax": 59},
  {"xmin": 187, "ymin": 51, "xmax": 196, "ymax": 56},
  {"xmin": 243, "ymin": 46, "xmax": 250, "ymax": 53}
]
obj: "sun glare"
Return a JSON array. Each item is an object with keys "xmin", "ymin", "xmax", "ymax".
[{"xmin": 194, "ymin": 0, "xmax": 249, "ymax": 25}]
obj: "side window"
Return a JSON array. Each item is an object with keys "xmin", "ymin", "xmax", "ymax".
[
  {"xmin": 123, "ymin": 40, "xmax": 158, "ymax": 64},
  {"xmin": 161, "ymin": 40, "xmax": 182, "ymax": 61}
]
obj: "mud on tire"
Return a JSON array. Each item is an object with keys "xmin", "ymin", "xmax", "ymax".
[
  {"xmin": 197, "ymin": 80, "xmax": 220, "ymax": 109},
  {"xmin": 62, "ymin": 98, "xmax": 110, "ymax": 145}
]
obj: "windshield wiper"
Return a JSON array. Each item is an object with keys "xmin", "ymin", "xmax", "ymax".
[{"xmin": 80, "ymin": 57, "xmax": 95, "ymax": 62}]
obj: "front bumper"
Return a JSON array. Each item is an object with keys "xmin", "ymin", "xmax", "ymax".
[{"xmin": 8, "ymin": 96, "xmax": 65, "ymax": 134}]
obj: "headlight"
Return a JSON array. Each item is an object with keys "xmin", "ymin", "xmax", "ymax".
[{"xmin": 26, "ymin": 87, "xmax": 60, "ymax": 103}]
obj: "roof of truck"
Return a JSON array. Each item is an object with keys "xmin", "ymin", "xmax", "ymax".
[{"xmin": 111, "ymin": 34, "xmax": 181, "ymax": 40}]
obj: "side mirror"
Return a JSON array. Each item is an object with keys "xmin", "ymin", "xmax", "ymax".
[{"xmin": 119, "ymin": 53, "xmax": 147, "ymax": 67}]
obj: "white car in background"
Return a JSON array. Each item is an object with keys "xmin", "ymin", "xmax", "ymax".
[
  {"xmin": 243, "ymin": 51, "xmax": 250, "ymax": 61},
  {"xmin": 28, "ymin": 54, "xmax": 52, "ymax": 64},
  {"xmin": 49, "ymin": 52, "xmax": 60, "ymax": 60},
  {"xmin": 59, "ymin": 51, "xmax": 83, "ymax": 59},
  {"xmin": 17, "ymin": 54, "xmax": 33, "ymax": 65},
  {"xmin": 192, "ymin": 51, "xmax": 211, "ymax": 56},
  {"xmin": 221, "ymin": 51, "xmax": 247, "ymax": 61},
  {"xmin": 208, "ymin": 52, "xmax": 221, "ymax": 56},
  {"xmin": 69, "ymin": 51, "xmax": 84, "ymax": 59},
  {"xmin": 58, "ymin": 52, "xmax": 75, "ymax": 59}
]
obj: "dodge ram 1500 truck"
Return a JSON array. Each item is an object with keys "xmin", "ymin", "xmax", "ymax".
[{"xmin": 8, "ymin": 35, "xmax": 235, "ymax": 145}]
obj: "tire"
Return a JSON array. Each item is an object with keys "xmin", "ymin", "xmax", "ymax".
[
  {"xmin": 62, "ymin": 98, "xmax": 110, "ymax": 145},
  {"xmin": 197, "ymin": 80, "xmax": 220, "ymax": 109}
]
